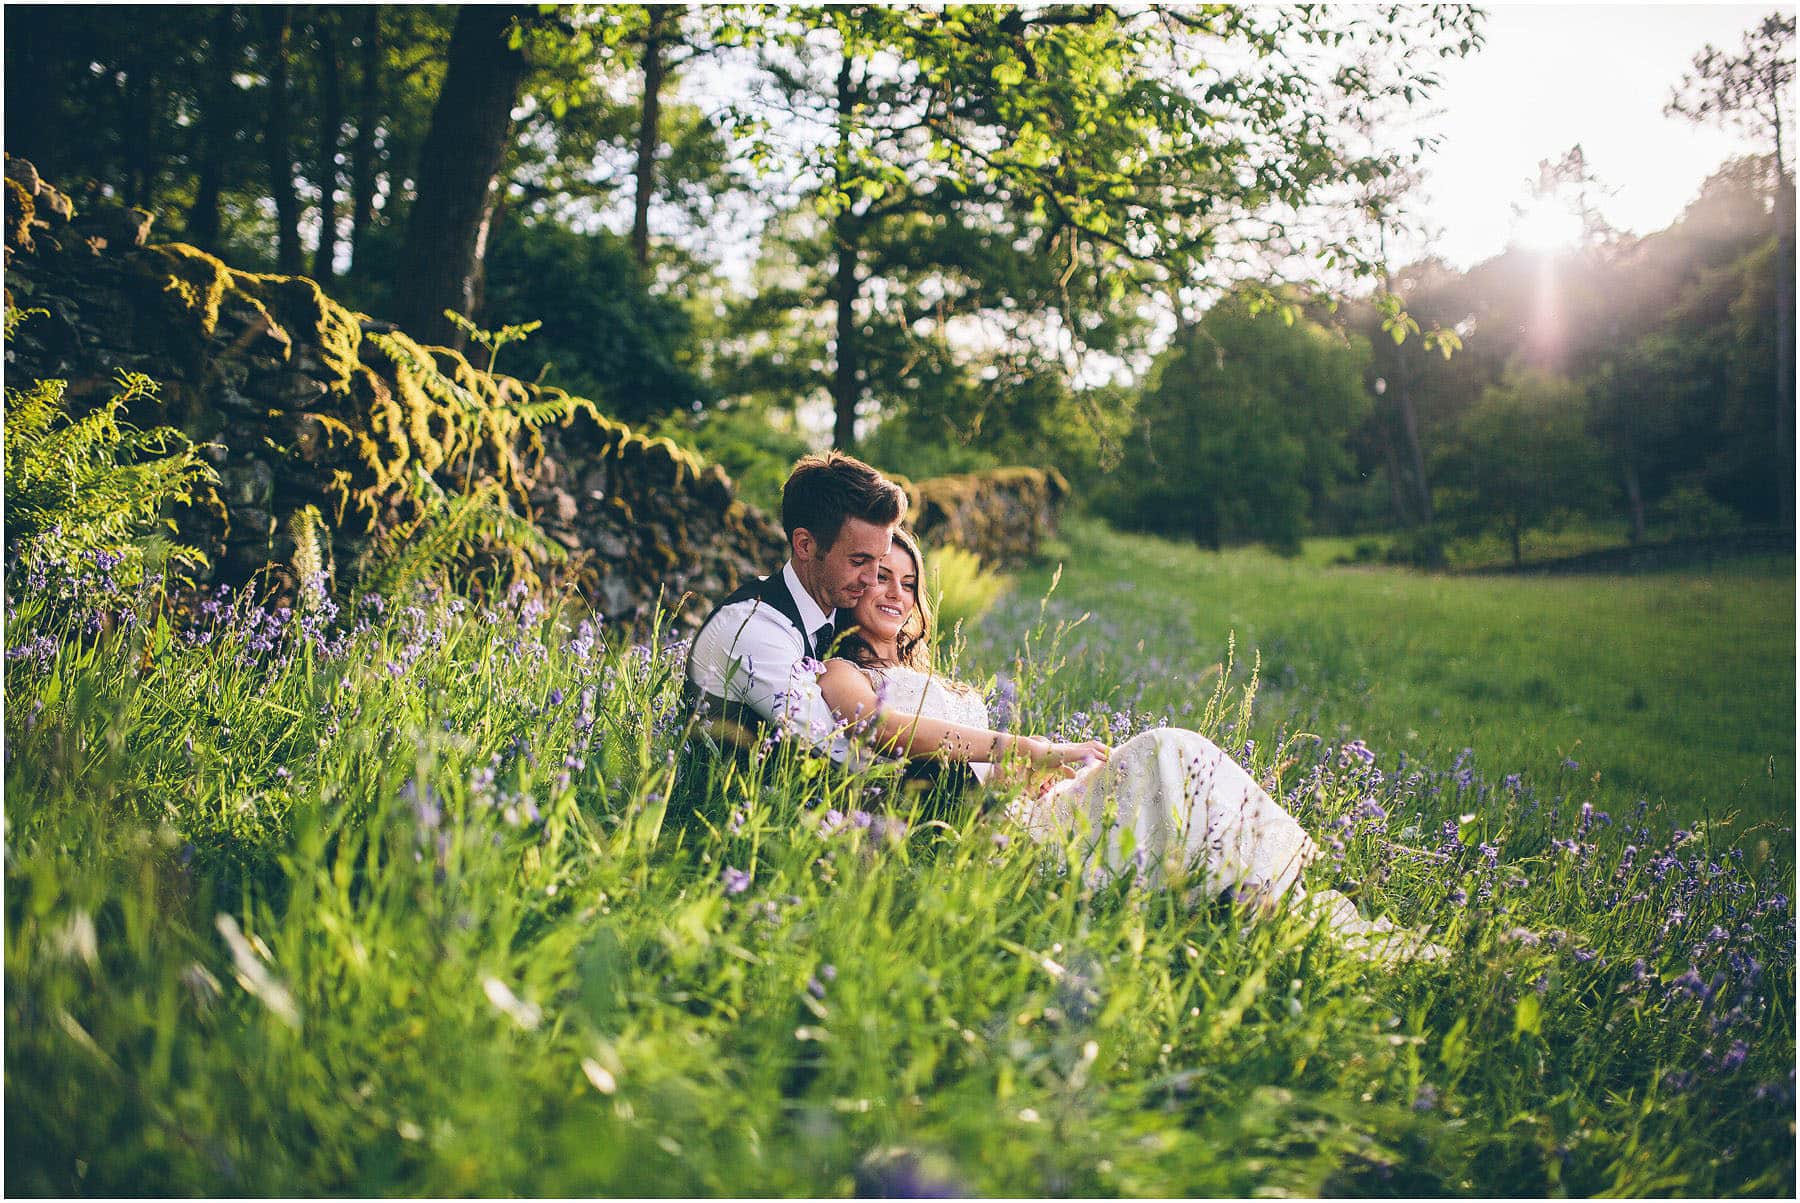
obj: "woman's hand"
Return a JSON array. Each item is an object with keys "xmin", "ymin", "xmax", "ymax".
[{"xmin": 1021, "ymin": 737, "xmax": 1109, "ymax": 769}]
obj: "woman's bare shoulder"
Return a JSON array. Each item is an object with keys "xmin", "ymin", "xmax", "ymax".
[{"xmin": 820, "ymin": 657, "xmax": 879, "ymax": 688}]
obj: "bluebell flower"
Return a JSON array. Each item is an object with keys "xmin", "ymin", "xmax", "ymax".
[{"xmin": 721, "ymin": 866, "xmax": 751, "ymax": 895}]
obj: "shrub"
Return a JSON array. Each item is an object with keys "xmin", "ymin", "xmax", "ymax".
[
  {"xmin": 1654, "ymin": 483, "xmax": 1744, "ymax": 542},
  {"xmin": 1383, "ymin": 524, "xmax": 1449, "ymax": 569},
  {"xmin": 924, "ymin": 543, "xmax": 1010, "ymax": 640}
]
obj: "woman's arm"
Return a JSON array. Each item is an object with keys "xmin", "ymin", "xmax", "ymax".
[{"xmin": 816, "ymin": 660, "xmax": 1106, "ymax": 770}]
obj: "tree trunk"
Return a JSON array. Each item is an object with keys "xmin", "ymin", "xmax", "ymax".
[
  {"xmin": 1775, "ymin": 177, "xmax": 1795, "ymax": 529},
  {"xmin": 470, "ymin": 187, "xmax": 508, "ymax": 328},
  {"xmin": 630, "ymin": 6, "xmax": 668, "ymax": 273},
  {"xmin": 832, "ymin": 215, "xmax": 862, "ymax": 450},
  {"xmin": 391, "ymin": 6, "xmax": 531, "ymax": 349},
  {"xmin": 1391, "ymin": 340, "xmax": 1432, "ymax": 523},
  {"xmin": 265, "ymin": 6, "xmax": 303, "ymax": 274},
  {"xmin": 188, "ymin": 7, "xmax": 240, "ymax": 250},
  {"xmin": 829, "ymin": 49, "xmax": 865, "ymax": 451},
  {"xmin": 1376, "ymin": 411, "xmax": 1411, "ymax": 527},
  {"xmin": 1622, "ymin": 460, "xmax": 1646, "ymax": 544},
  {"xmin": 347, "ymin": 7, "xmax": 381, "ymax": 276},
  {"xmin": 120, "ymin": 49, "xmax": 158, "ymax": 208},
  {"xmin": 313, "ymin": 13, "xmax": 344, "ymax": 279}
]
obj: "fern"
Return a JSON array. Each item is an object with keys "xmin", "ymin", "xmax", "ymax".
[
  {"xmin": 3, "ymin": 305, "xmax": 47, "ymax": 341},
  {"xmin": 353, "ymin": 466, "xmax": 566, "ymax": 600},
  {"xmin": 442, "ymin": 309, "xmax": 542, "ymax": 376},
  {"xmin": 514, "ymin": 387, "xmax": 599, "ymax": 431},
  {"xmin": 288, "ymin": 504, "xmax": 335, "ymax": 604},
  {"xmin": 3, "ymin": 344, "xmax": 219, "ymax": 594}
]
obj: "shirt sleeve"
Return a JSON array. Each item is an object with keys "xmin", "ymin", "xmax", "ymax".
[{"xmin": 689, "ymin": 601, "xmax": 850, "ymax": 763}]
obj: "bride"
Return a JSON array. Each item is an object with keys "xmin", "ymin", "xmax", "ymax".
[{"xmin": 815, "ymin": 530, "xmax": 1446, "ymax": 963}]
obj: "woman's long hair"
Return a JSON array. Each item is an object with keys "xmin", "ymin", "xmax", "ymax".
[{"xmin": 838, "ymin": 528, "xmax": 934, "ymax": 671}]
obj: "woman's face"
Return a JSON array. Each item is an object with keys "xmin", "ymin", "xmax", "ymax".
[{"xmin": 850, "ymin": 544, "xmax": 919, "ymax": 646}]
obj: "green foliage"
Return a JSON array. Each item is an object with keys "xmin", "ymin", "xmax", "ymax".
[
  {"xmin": 1345, "ymin": 151, "xmax": 1793, "ymax": 538},
  {"xmin": 353, "ymin": 468, "xmax": 566, "ymax": 600},
  {"xmin": 1654, "ymin": 484, "xmax": 1745, "ymax": 542},
  {"xmin": 1585, "ymin": 332, "xmax": 1719, "ymax": 508},
  {"xmin": 1100, "ymin": 292, "xmax": 1372, "ymax": 554},
  {"xmin": 713, "ymin": 5, "xmax": 1479, "ymax": 453},
  {"xmin": 924, "ymin": 543, "xmax": 1010, "ymax": 640},
  {"xmin": 733, "ymin": 6, "xmax": 1482, "ymax": 302},
  {"xmin": 861, "ymin": 426, "xmax": 1000, "ymax": 482},
  {"xmin": 649, "ymin": 397, "xmax": 811, "ymax": 518},
  {"xmin": 477, "ymin": 213, "xmax": 710, "ymax": 422},
  {"xmin": 1436, "ymin": 371, "xmax": 1611, "ymax": 566},
  {"xmin": 3, "ymin": 351, "xmax": 217, "ymax": 589}
]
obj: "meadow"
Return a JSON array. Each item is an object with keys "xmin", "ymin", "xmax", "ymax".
[
  {"xmin": 4, "ymin": 531, "xmax": 1795, "ymax": 1196},
  {"xmin": 965, "ymin": 518, "xmax": 1796, "ymax": 836}
]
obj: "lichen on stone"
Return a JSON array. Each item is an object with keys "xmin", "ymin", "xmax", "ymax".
[{"xmin": 5, "ymin": 176, "xmax": 36, "ymax": 252}]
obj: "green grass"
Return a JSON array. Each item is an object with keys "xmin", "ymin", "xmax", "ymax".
[
  {"xmin": 1301, "ymin": 521, "xmax": 1723, "ymax": 571},
  {"xmin": 967, "ymin": 517, "xmax": 1795, "ymax": 836},
  {"xmin": 4, "ymin": 540, "xmax": 1794, "ymax": 1197}
]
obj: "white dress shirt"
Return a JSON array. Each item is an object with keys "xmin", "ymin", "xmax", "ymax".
[{"xmin": 686, "ymin": 561, "xmax": 851, "ymax": 762}]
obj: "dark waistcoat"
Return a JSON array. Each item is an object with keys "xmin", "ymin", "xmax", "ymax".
[{"xmin": 683, "ymin": 570, "xmax": 827, "ymax": 730}]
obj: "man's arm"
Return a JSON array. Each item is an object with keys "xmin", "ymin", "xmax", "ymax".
[{"xmin": 689, "ymin": 602, "xmax": 849, "ymax": 760}]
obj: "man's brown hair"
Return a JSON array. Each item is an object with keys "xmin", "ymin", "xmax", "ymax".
[{"xmin": 781, "ymin": 450, "xmax": 907, "ymax": 550}]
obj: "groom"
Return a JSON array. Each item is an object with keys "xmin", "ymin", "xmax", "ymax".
[{"xmin": 686, "ymin": 450, "xmax": 908, "ymax": 759}]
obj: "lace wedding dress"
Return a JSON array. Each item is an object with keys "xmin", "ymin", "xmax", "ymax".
[{"xmin": 865, "ymin": 664, "xmax": 1447, "ymax": 963}]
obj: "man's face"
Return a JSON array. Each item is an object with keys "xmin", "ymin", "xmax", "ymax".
[{"xmin": 798, "ymin": 517, "xmax": 894, "ymax": 611}]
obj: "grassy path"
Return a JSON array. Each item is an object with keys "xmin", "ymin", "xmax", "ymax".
[{"xmin": 968, "ymin": 518, "xmax": 1795, "ymax": 832}]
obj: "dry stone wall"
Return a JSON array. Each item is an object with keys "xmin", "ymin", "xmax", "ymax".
[
  {"xmin": 3, "ymin": 156, "xmax": 1063, "ymax": 620},
  {"xmin": 906, "ymin": 467, "xmax": 1070, "ymax": 568}
]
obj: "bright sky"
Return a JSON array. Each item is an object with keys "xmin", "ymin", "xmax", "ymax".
[{"xmin": 1406, "ymin": 1, "xmax": 1785, "ymax": 269}]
